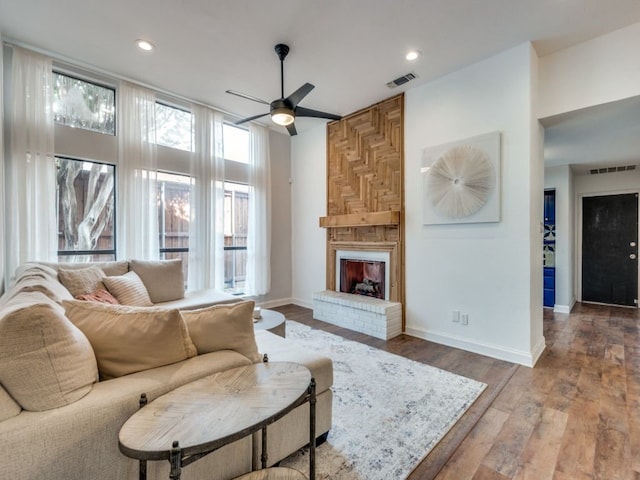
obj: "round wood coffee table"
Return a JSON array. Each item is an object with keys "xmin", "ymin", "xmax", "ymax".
[
  {"xmin": 253, "ymin": 309, "xmax": 286, "ymax": 337},
  {"xmin": 119, "ymin": 362, "xmax": 316, "ymax": 480}
]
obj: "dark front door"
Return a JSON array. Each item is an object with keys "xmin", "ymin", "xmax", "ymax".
[{"xmin": 582, "ymin": 193, "xmax": 638, "ymax": 307}]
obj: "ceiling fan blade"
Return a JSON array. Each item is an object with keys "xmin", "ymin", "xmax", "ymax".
[
  {"xmin": 286, "ymin": 123, "xmax": 298, "ymax": 136},
  {"xmin": 285, "ymin": 83, "xmax": 314, "ymax": 108},
  {"xmin": 295, "ymin": 106, "xmax": 341, "ymax": 121},
  {"xmin": 226, "ymin": 90, "xmax": 270, "ymax": 106},
  {"xmin": 235, "ymin": 112, "xmax": 269, "ymax": 125}
]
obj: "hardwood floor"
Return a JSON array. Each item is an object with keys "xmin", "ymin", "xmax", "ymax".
[{"xmin": 272, "ymin": 302, "xmax": 640, "ymax": 479}]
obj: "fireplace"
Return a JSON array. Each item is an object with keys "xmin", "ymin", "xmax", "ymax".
[
  {"xmin": 339, "ymin": 259, "xmax": 386, "ymax": 299},
  {"xmin": 335, "ymin": 250, "xmax": 390, "ymax": 300}
]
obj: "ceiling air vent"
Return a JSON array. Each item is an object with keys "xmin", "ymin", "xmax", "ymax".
[
  {"xmin": 589, "ymin": 164, "xmax": 636, "ymax": 175},
  {"xmin": 387, "ymin": 73, "xmax": 416, "ymax": 88}
]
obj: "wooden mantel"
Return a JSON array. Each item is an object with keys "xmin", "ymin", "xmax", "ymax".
[{"xmin": 319, "ymin": 211, "xmax": 400, "ymax": 228}]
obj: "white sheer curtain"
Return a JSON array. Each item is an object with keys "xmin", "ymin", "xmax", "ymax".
[
  {"xmin": 188, "ymin": 105, "xmax": 225, "ymax": 290},
  {"xmin": 117, "ymin": 82, "xmax": 159, "ymax": 260},
  {"xmin": 5, "ymin": 46, "xmax": 57, "ymax": 284},
  {"xmin": 245, "ymin": 124, "xmax": 271, "ymax": 296}
]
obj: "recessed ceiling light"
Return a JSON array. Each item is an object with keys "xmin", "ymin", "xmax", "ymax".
[
  {"xmin": 405, "ymin": 50, "xmax": 421, "ymax": 61},
  {"xmin": 136, "ymin": 39, "xmax": 155, "ymax": 52}
]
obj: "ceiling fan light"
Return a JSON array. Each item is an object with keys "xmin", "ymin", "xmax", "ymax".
[{"xmin": 271, "ymin": 108, "xmax": 295, "ymax": 126}]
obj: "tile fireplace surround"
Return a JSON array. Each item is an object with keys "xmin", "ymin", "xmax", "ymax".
[{"xmin": 312, "ymin": 290, "xmax": 402, "ymax": 340}]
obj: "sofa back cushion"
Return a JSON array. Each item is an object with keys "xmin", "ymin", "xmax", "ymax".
[
  {"xmin": 63, "ymin": 300, "xmax": 197, "ymax": 379},
  {"xmin": 0, "ymin": 383, "xmax": 21, "ymax": 421},
  {"xmin": 36, "ymin": 260, "xmax": 129, "ymax": 277},
  {"xmin": 181, "ymin": 300, "xmax": 262, "ymax": 363},
  {"xmin": 130, "ymin": 259, "xmax": 185, "ymax": 303},
  {"xmin": 102, "ymin": 271, "xmax": 153, "ymax": 306},
  {"xmin": 0, "ymin": 292, "xmax": 98, "ymax": 411},
  {"xmin": 58, "ymin": 265, "xmax": 107, "ymax": 297},
  {"xmin": 1, "ymin": 264, "xmax": 73, "ymax": 307}
]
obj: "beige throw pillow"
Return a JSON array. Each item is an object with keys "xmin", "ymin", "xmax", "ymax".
[
  {"xmin": 58, "ymin": 265, "xmax": 106, "ymax": 297},
  {"xmin": 0, "ymin": 292, "xmax": 98, "ymax": 411},
  {"xmin": 102, "ymin": 271, "xmax": 153, "ymax": 306},
  {"xmin": 130, "ymin": 259, "xmax": 185, "ymax": 303},
  {"xmin": 63, "ymin": 300, "xmax": 197, "ymax": 380},
  {"xmin": 181, "ymin": 300, "xmax": 261, "ymax": 363}
]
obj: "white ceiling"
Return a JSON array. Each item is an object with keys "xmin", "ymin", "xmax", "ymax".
[
  {"xmin": 1, "ymin": 0, "xmax": 640, "ymax": 160},
  {"xmin": 542, "ymin": 95, "xmax": 640, "ymax": 173}
]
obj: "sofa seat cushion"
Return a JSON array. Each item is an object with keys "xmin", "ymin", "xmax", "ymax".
[
  {"xmin": 130, "ymin": 259, "xmax": 185, "ymax": 303},
  {"xmin": 157, "ymin": 288, "xmax": 240, "ymax": 310},
  {"xmin": 254, "ymin": 330, "xmax": 333, "ymax": 394},
  {"xmin": 182, "ymin": 301, "xmax": 262, "ymax": 363},
  {"xmin": 0, "ymin": 292, "xmax": 98, "ymax": 411},
  {"xmin": 64, "ymin": 300, "xmax": 198, "ymax": 380},
  {"xmin": 0, "ymin": 349, "xmax": 254, "ymax": 480}
]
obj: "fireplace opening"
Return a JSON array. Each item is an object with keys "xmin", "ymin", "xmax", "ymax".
[{"xmin": 339, "ymin": 259, "xmax": 386, "ymax": 300}]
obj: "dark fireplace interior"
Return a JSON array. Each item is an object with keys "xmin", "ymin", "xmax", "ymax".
[{"xmin": 339, "ymin": 259, "xmax": 386, "ymax": 300}]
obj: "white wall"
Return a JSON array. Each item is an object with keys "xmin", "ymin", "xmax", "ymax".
[
  {"xmin": 544, "ymin": 165, "xmax": 575, "ymax": 312},
  {"xmin": 290, "ymin": 123, "xmax": 327, "ymax": 308},
  {"xmin": 539, "ymin": 22, "xmax": 640, "ymax": 118},
  {"xmin": 404, "ymin": 43, "xmax": 544, "ymax": 366},
  {"xmin": 256, "ymin": 130, "xmax": 292, "ymax": 307}
]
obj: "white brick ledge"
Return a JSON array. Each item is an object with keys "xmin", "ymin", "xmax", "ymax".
[{"xmin": 312, "ymin": 290, "xmax": 402, "ymax": 340}]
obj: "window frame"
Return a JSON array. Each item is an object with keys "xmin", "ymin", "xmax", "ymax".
[
  {"xmin": 55, "ymin": 155, "xmax": 117, "ymax": 261},
  {"xmin": 52, "ymin": 70, "xmax": 117, "ymax": 136}
]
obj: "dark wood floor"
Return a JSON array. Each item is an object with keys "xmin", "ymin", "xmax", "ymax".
[{"xmin": 272, "ymin": 302, "xmax": 640, "ymax": 479}]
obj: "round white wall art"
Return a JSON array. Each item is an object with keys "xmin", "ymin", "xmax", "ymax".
[
  {"xmin": 425, "ymin": 145, "xmax": 495, "ymax": 219},
  {"xmin": 422, "ymin": 132, "xmax": 501, "ymax": 225}
]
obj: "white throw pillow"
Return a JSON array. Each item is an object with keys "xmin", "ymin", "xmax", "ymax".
[
  {"xmin": 63, "ymin": 300, "xmax": 197, "ymax": 380},
  {"xmin": 181, "ymin": 300, "xmax": 262, "ymax": 363},
  {"xmin": 102, "ymin": 271, "xmax": 153, "ymax": 306}
]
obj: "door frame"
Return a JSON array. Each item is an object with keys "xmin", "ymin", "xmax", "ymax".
[{"xmin": 576, "ymin": 188, "xmax": 640, "ymax": 307}]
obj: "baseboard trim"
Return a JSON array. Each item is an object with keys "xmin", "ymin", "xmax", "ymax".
[
  {"xmin": 553, "ymin": 297, "xmax": 576, "ymax": 314},
  {"xmin": 291, "ymin": 297, "xmax": 313, "ymax": 309},
  {"xmin": 256, "ymin": 298, "xmax": 295, "ymax": 309},
  {"xmin": 405, "ymin": 326, "xmax": 543, "ymax": 367}
]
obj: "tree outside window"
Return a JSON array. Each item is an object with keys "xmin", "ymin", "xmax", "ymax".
[{"xmin": 56, "ymin": 157, "xmax": 116, "ymax": 262}]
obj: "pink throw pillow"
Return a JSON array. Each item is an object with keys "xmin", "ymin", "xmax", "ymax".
[{"xmin": 75, "ymin": 289, "xmax": 120, "ymax": 305}]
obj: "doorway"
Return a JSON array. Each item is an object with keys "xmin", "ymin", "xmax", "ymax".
[
  {"xmin": 543, "ymin": 190, "xmax": 556, "ymax": 307},
  {"xmin": 582, "ymin": 193, "xmax": 638, "ymax": 307}
]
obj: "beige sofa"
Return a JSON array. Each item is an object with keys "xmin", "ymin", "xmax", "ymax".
[{"xmin": 0, "ymin": 260, "xmax": 333, "ymax": 480}]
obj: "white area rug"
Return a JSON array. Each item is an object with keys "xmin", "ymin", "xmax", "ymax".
[{"xmin": 279, "ymin": 320, "xmax": 487, "ymax": 480}]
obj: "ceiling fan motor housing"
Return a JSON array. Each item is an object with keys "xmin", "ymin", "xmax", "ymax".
[{"xmin": 274, "ymin": 43, "xmax": 290, "ymax": 61}]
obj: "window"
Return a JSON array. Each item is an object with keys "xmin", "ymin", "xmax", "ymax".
[
  {"xmin": 223, "ymin": 124, "xmax": 249, "ymax": 164},
  {"xmin": 56, "ymin": 157, "xmax": 116, "ymax": 262},
  {"xmin": 53, "ymin": 72, "xmax": 115, "ymax": 135},
  {"xmin": 155, "ymin": 103, "xmax": 193, "ymax": 152},
  {"xmin": 157, "ymin": 172, "xmax": 191, "ymax": 282},
  {"xmin": 224, "ymin": 182, "xmax": 249, "ymax": 294}
]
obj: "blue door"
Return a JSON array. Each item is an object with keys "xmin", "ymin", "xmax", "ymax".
[{"xmin": 543, "ymin": 190, "xmax": 556, "ymax": 307}]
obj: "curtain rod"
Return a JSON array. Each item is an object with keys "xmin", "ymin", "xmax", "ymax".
[{"xmin": 2, "ymin": 37, "xmax": 246, "ymax": 123}]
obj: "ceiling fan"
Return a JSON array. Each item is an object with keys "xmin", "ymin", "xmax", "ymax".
[{"xmin": 226, "ymin": 44, "xmax": 341, "ymax": 136}]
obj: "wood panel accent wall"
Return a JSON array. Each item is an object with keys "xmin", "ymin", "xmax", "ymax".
[{"xmin": 321, "ymin": 94, "xmax": 405, "ymax": 328}]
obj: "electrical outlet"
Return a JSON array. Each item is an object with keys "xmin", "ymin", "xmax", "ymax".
[
  {"xmin": 461, "ymin": 314, "xmax": 469, "ymax": 326},
  {"xmin": 452, "ymin": 310, "xmax": 460, "ymax": 323}
]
